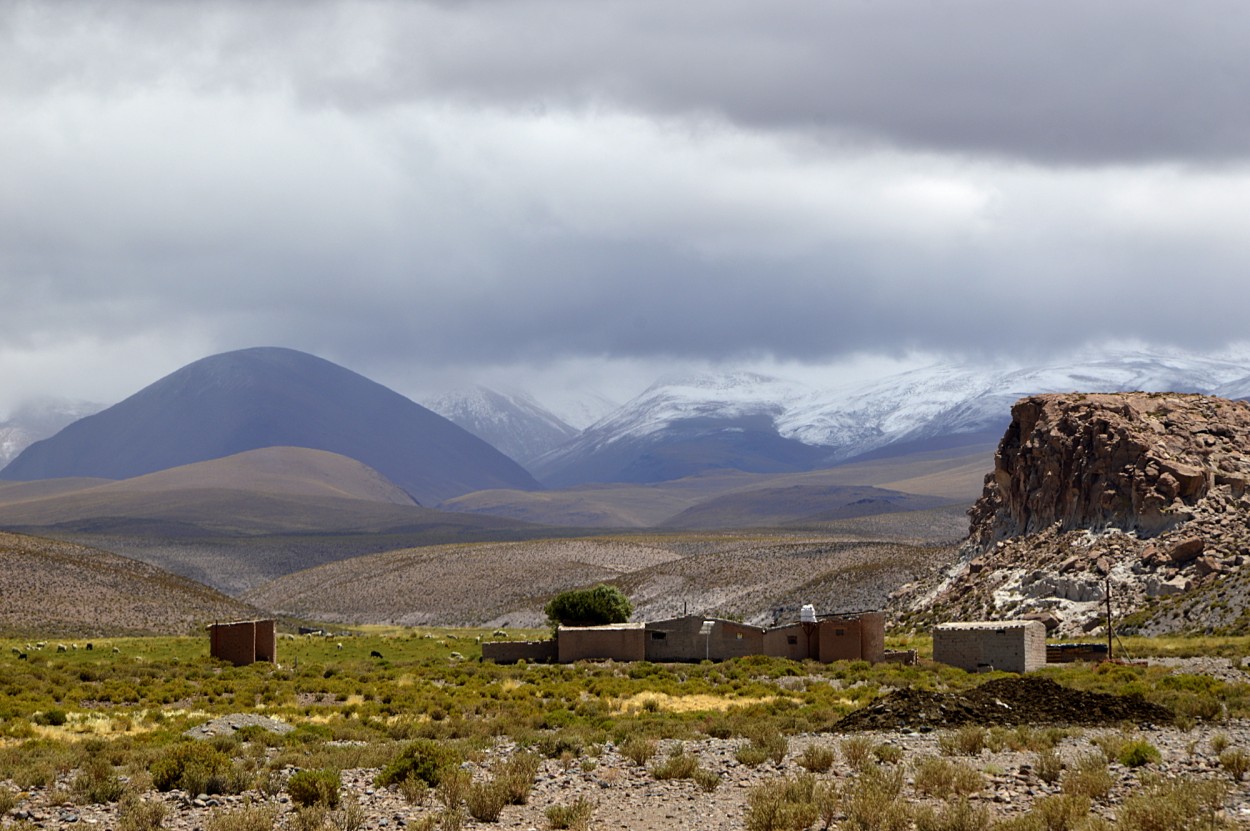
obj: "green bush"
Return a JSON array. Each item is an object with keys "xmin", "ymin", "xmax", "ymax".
[
  {"xmin": 1220, "ymin": 747, "xmax": 1250, "ymax": 781},
  {"xmin": 1116, "ymin": 777, "xmax": 1229, "ymax": 831},
  {"xmin": 842, "ymin": 765, "xmax": 909, "ymax": 831},
  {"xmin": 546, "ymin": 796, "xmax": 595, "ymax": 831},
  {"xmin": 376, "ymin": 739, "xmax": 459, "ymax": 788},
  {"xmin": 465, "ymin": 779, "xmax": 509, "ymax": 822},
  {"xmin": 117, "ymin": 792, "xmax": 169, "ymax": 831},
  {"xmin": 494, "ymin": 752, "xmax": 541, "ymax": 805},
  {"xmin": 150, "ymin": 742, "xmax": 242, "ymax": 795},
  {"xmin": 204, "ymin": 804, "xmax": 279, "ymax": 831},
  {"xmin": 544, "ymin": 585, "xmax": 633, "ymax": 628},
  {"xmin": 914, "ymin": 797, "xmax": 991, "ymax": 831},
  {"xmin": 1061, "ymin": 753, "xmax": 1113, "ymax": 800},
  {"xmin": 912, "ymin": 756, "xmax": 983, "ymax": 799},
  {"xmin": 650, "ymin": 747, "xmax": 699, "ymax": 780},
  {"xmin": 797, "ymin": 744, "xmax": 835, "ymax": 773},
  {"xmin": 1033, "ymin": 748, "xmax": 1064, "ymax": 785},
  {"xmin": 1118, "ymin": 738, "xmax": 1162, "ymax": 768},
  {"xmin": 619, "ymin": 735, "xmax": 658, "ymax": 767},
  {"xmin": 288, "ymin": 768, "xmax": 341, "ymax": 809},
  {"xmin": 72, "ymin": 756, "xmax": 125, "ymax": 804}
]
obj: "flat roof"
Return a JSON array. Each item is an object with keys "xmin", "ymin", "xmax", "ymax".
[
  {"xmin": 934, "ymin": 620, "xmax": 1043, "ymax": 631},
  {"xmin": 557, "ymin": 623, "xmax": 646, "ymax": 632}
]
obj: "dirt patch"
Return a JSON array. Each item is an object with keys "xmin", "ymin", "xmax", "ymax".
[{"xmin": 835, "ymin": 676, "xmax": 1174, "ymax": 731}]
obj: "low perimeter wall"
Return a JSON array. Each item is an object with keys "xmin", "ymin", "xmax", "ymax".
[{"xmin": 481, "ymin": 640, "xmax": 558, "ymax": 663}]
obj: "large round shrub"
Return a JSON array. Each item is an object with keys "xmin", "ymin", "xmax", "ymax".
[{"xmin": 544, "ymin": 584, "xmax": 633, "ymax": 628}]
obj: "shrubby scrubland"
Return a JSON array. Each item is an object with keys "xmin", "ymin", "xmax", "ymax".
[{"xmin": 0, "ymin": 629, "xmax": 1249, "ymax": 828}]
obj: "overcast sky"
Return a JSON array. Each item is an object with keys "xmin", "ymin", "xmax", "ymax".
[{"xmin": 3, "ymin": 0, "xmax": 1250, "ymax": 419}]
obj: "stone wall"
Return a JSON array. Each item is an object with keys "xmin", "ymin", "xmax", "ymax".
[{"xmin": 933, "ymin": 620, "xmax": 1046, "ymax": 673}]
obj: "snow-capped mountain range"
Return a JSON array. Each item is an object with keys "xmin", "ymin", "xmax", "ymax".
[
  {"xmin": 525, "ymin": 351, "xmax": 1250, "ymax": 486},
  {"xmin": 8, "ymin": 350, "xmax": 1249, "ymax": 491}
]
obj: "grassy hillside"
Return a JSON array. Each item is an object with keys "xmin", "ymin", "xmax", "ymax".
[{"xmin": 0, "ymin": 531, "xmax": 257, "ymax": 635}]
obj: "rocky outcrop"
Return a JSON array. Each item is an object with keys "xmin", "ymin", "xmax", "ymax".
[
  {"xmin": 894, "ymin": 393, "xmax": 1250, "ymax": 636},
  {"xmin": 969, "ymin": 393, "xmax": 1250, "ymax": 548}
]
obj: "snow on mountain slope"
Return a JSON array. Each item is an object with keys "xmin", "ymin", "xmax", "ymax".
[
  {"xmin": 425, "ymin": 386, "xmax": 579, "ymax": 466},
  {"xmin": 533, "ymin": 350, "xmax": 1250, "ymax": 485},
  {"xmin": 781, "ymin": 351, "xmax": 1250, "ymax": 460},
  {"xmin": 0, "ymin": 398, "xmax": 102, "ymax": 467},
  {"xmin": 1217, "ymin": 375, "xmax": 1250, "ymax": 401}
]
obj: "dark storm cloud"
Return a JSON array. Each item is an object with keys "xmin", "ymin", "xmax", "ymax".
[
  {"xmin": 3, "ymin": 0, "xmax": 1250, "ymax": 413},
  {"xmin": 7, "ymin": 1, "xmax": 1248, "ymax": 165}
]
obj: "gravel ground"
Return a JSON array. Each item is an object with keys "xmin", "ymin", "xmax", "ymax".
[{"xmin": 7, "ymin": 722, "xmax": 1250, "ymax": 830}]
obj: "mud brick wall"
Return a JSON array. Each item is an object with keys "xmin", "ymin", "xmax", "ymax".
[
  {"xmin": 933, "ymin": 621, "xmax": 1046, "ymax": 673},
  {"xmin": 481, "ymin": 639, "xmax": 558, "ymax": 663}
]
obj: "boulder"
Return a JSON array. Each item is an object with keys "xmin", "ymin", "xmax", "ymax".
[{"xmin": 1167, "ymin": 537, "xmax": 1205, "ymax": 563}]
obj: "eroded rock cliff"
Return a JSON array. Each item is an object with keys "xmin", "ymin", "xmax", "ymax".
[{"xmin": 896, "ymin": 393, "xmax": 1250, "ymax": 636}]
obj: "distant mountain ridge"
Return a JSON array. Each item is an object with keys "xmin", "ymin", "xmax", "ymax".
[
  {"xmin": 532, "ymin": 351, "xmax": 1250, "ymax": 487},
  {"xmin": 0, "ymin": 347, "xmax": 540, "ymax": 505},
  {"xmin": 425, "ymin": 386, "xmax": 578, "ymax": 466}
]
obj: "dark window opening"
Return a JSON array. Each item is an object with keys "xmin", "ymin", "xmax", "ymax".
[
  {"xmin": 787, "ymin": 635, "xmax": 798, "ymax": 645},
  {"xmin": 651, "ymin": 631, "xmax": 667, "ymax": 640}
]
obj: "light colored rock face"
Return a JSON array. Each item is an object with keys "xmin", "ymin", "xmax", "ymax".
[
  {"xmin": 894, "ymin": 393, "xmax": 1250, "ymax": 636},
  {"xmin": 969, "ymin": 393, "xmax": 1250, "ymax": 547}
]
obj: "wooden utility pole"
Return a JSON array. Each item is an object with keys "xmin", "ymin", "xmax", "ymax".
[{"xmin": 1105, "ymin": 575, "xmax": 1113, "ymax": 662}]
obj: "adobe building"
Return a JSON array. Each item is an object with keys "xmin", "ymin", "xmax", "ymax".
[
  {"xmin": 484, "ymin": 610, "xmax": 888, "ymax": 665},
  {"xmin": 762, "ymin": 612, "xmax": 886, "ymax": 663},
  {"xmin": 557, "ymin": 622, "xmax": 646, "ymax": 663},
  {"xmin": 644, "ymin": 616, "xmax": 765, "ymax": 662},
  {"xmin": 932, "ymin": 620, "xmax": 1046, "ymax": 674},
  {"xmin": 208, "ymin": 619, "xmax": 277, "ymax": 667}
]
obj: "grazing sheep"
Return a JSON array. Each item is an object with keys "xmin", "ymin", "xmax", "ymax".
[
  {"xmin": 449, "ymin": 652, "xmax": 464, "ymax": 661},
  {"xmin": 85, "ymin": 643, "xmax": 93, "ymax": 651},
  {"xmin": 370, "ymin": 650, "xmax": 383, "ymax": 659},
  {"xmin": 35, "ymin": 642, "xmax": 46, "ymax": 649},
  {"xmin": 336, "ymin": 643, "xmax": 343, "ymax": 650},
  {"xmin": 17, "ymin": 653, "xmax": 26, "ymax": 661},
  {"xmin": 112, "ymin": 647, "xmax": 120, "ymax": 653},
  {"xmin": 493, "ymin": 629, "xmax": 508, "ymax": 638},
  {"xmin": 56, "ymin": 644, "xmax": 67, "ymax": 653},
  {"xmin": 9, "ymin": 647, "xmax": 18, "ymax": 655}
]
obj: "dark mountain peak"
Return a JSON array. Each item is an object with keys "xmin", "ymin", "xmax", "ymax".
[{"xmin": 0, "ymin": 346, "xmax": 540, "ymax": 505}]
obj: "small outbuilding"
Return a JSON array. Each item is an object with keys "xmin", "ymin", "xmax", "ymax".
[
  {"xmin": 208, "ymin": 619, "xmax": 277, "ymax": 667},
  {"xmin": 932, "ymin": 620, "xmax": 1046, "ymax": 674}
]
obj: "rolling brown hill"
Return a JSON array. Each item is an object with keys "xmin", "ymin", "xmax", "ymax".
[
  {"xmin": 0, "ymin": 447, "xmax": 537, "ymax": 536},
  {"xmin": 0, "ymin": 530, "xmax": 258, "ymax": 636},
  {"xmin": 442, "ymin": 442, "xmax": 990, "ymax": 528},
  {"xmin": 0, "ymin": 447, "xmax": 562, "ymax": 595}
]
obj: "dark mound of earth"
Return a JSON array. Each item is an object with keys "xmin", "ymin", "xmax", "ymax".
[{"xmin": 836, "ymin": 676, "xmax": 1174, "ymax": 731}]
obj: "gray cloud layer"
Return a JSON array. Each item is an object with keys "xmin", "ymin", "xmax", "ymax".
[{"xmin": 2, "ymin": 1, "xmax": 1249, "ymax": 412}]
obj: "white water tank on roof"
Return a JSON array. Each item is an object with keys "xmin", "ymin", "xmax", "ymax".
[{"xmin": 800, "ymin": 604, "xmax": 817, "ymax": 623}]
